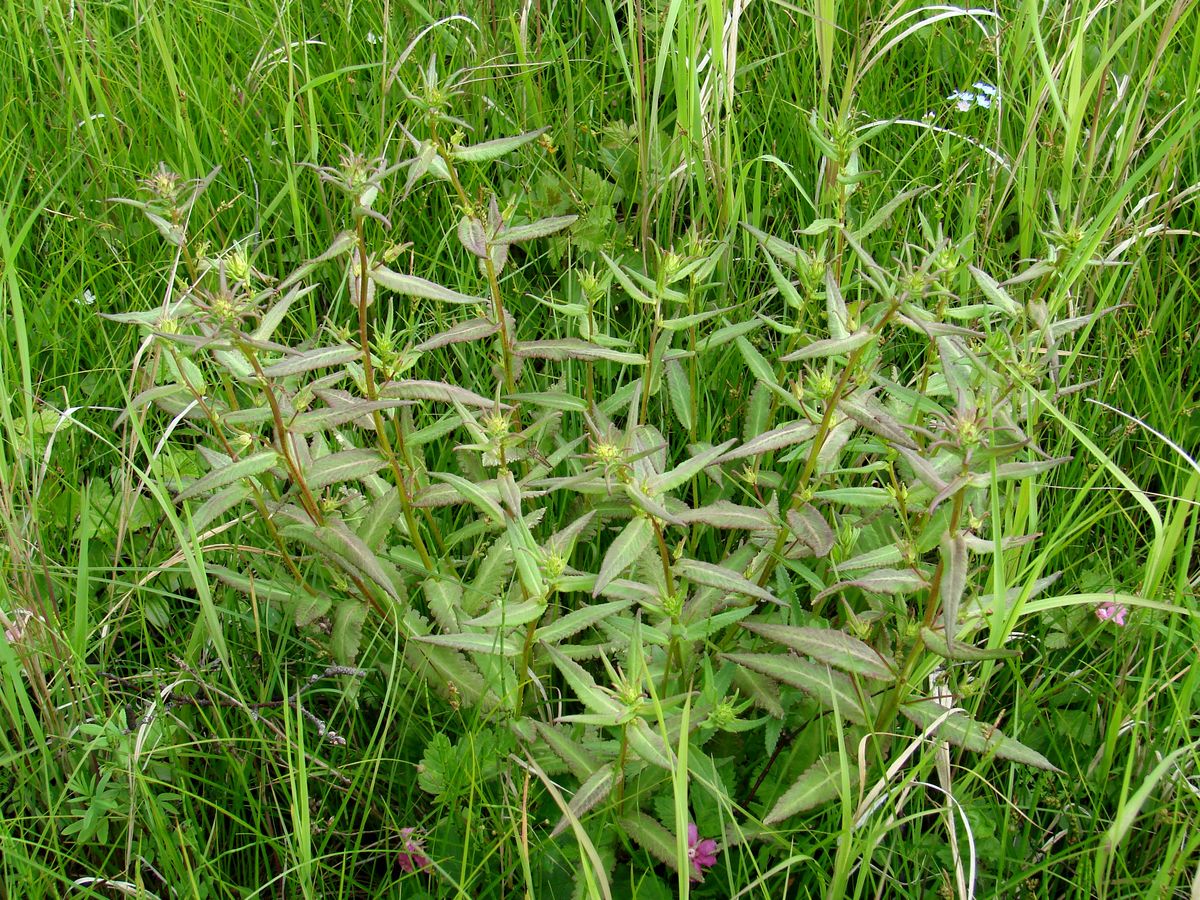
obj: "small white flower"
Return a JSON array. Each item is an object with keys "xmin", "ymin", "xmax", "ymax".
[
  {"xmin": 75, "ymin": 289, "xmax": 96, "ymax": 307},
  {"xmin": 972, "ymin": 82, "xmax": 998, "ymax": 97},
  {"xmin": 366, "ymin": 31, "xmax": 380, "ymax": 45},
  {"xmin": 976, "ymin": 94, "xmax": 993, "ymax": 109},
  {"xmin": 948, "ymin": 90, "xmax": 976, "ymax": 112}
]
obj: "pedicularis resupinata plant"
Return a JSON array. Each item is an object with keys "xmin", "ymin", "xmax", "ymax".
[{"xmin": 105, "ymin": 40, "xmax": 1126, "ymax": 897}]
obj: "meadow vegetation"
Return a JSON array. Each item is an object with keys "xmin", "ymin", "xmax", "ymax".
[{"xmin": 0, "ymin": 1, "xmax": 1198, "ymax": 897}]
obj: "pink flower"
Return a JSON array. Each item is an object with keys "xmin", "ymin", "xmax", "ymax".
[
  {"xmin": 687, "ymin": 822, "xmax": 719, "ymax": 882},
  {"xmin": 397, "ymin": 827, "xmax": 431, "ymax": 873},
  {"xmin": 1095, "ymin": 601, "xmax": 1128, "ymax": 627}
]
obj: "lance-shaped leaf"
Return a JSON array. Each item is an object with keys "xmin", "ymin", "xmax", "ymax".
[
  {"xmin": 717, "ymin": 421, "xmax": 817, "ymax": 463},
  {"xmin": 968, "ymin": 265, "xmax": 1022, "ymax": 316},
  {"xmin": 380, "ymin": 379, "xmax": 505, "ymax": 409},
  {"xmin": 529, "ymin": 721, "xmax": 602, "ymax": 781},
  {"xmin": 430, "ymin": 472, "xmax": 505, "ymax": 525},
  {"xmin": 813, "ymin": 568, "xmax": 928, "ymax": 604},
  {"xmin": 177, "ymin": 450, "xmax": 279, "ymax": 501},
  {"xmin": 304, "ymin": 448, "xmax": 388, "ymax": 491},
  {"xmin": 370, "ymin": 264, "xmax": 487, "ymax": 305},
  {"xmin": 190, "ymin": 482, "xmax": 250, "ymax": 533},
  {"xmin": 466, "ymin": 597, "xmax": 546, "ymax": 629},
  {"xmin": 700, "ymin": 318, "xmax": 762, "ymax": 350},
  {"xmin": 920, "ymin": 627, "xmax": 1019, "ymax": 660},
  {"xmin": 901, "ymin": 699, "xmax": 1058, "ymax": 771},
  {"xmin": 675, "ymin": 558, "xmax": 780, "ymax": 606},
  {"xmin": 765, "ymin": 753, "xmax": 856, "ymax": 824},
  {"xmin": 549, "ymin": 763, "xmax": 616, "ymax": 838},
  {"xmin": 498, "ymin": 215, "xmax": 578, "ymax": 245},
  {"xmin": 536, "ymin": 599, "xmax": 632, "ymax": 645},
  {"xmin": 742, "ymin": 622, "xmax": 895, "ymax": 679},
  {"xmin": 660, "ymin": 305, "xmax": 735, "ymax": 331},
  {"xmin": 786, "ymin": 505, "xmax": 835, "ymax": 557},
  {"xmin": 331, "ymin": 599, "xmax": 368, "ymax": 665},
  {"xmin": 457, "ymin": 215, "xmax": 487, "ymax": 257},
  {"xmin": 415, "ymin": 631, "xmax": 523, "ymax": 656},
  {"xmin": 781, "ymin": 330, "xmax": 876, "ymax": 362},
  {"xmin": 626, "ymin": 718, "xmax": 674, "ymax": 769},
  {"xmin": 259, "ymin": 345, "xmax": 360, "ymax": 378},
  {"xmin": 593, "ymin": 517, "xmax": 654, "ymax": 597},
  {"xmin": 939, "ymin": 533, "xmax": 968, "ymax": 638},
  {"xmin": 618, "ymin": 812, "xmax": 679, "ymax": 871},
  {"xmin": 852, "ymin": 186, "xmax": 927, "ymax": 241},
  {"xmin": 450, "ymin": 126, "xmax": 548, "ymax": 162},
  {"xmin": 415, "ymin": 317, "xmax": 500, "ymax": 352},
  {"xmin": 253, "ymin": 282, "xmax": 320, "ymax": 342},
  {"xmin": 290, "ymin": 396, "xmax": 412, "ymax": 434},
  {"xmin": 649, "ymin": 440, "xmax": 736, "ymax": 496},
  {"xmin": 664, "ymin": 359, "xmax": 694, "ymax": 432},
  {"xmin": 677, "ymin": 500, "xmax": 775, "ymax": 531},
  {"xmin": 722, "ymin": 652, "xmax": 875, "ymax": 725},
  {"xmin": 514, "ymin": 339, "xmax": 645, "ymax": 365},
  {"xmin": 736, "ymin": 335, "xmax": 778, "ymax": 387},
  {"xmin": 838, "ymin": 543, "xmax": 905, "ymax": 573},
  {"xmin": 743, "ymin": 221, "xmax": 802, "ymax": 268},
  {"xmin": 839, "ymin": 394, "xmax": 918, "ymax": 448},
  {"xmin": 283, "ymin": 519, "xmax": 407, "ymax": 600},
  {"xmin": 545, "ymin": 645, "xmax": 623, "ymax": 719},
  {"xmin": 987, "ymin": 457, "xmax": 1072, "ymax": 481}
]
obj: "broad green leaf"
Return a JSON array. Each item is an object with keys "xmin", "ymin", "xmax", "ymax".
[
  {"xmin": 675, "ymin": 558, "xmax": 780, "ymax": 605},
  {"xmin": 742, "ymin": 622, "xmax": 895, "ymax": 679},
  {"xmin": 722, "ymin": 652, "xmax": 875, "ymax": 725},
  {"xmin": 838, "ymin": 543, "xmax": 904, "ymax": 572},
  {"xmin": 618, "ymin": 812, "xmax": 680, "ymax": 872},
  {"xmin": 370, "ymin": 264, "xmax": 486, "ymax": 305},
  {"xmin": 901, "ymin": 699, "xmax": 1058, "ymax": 771},
  {"xmin": 450, "ymin": 127, "xmax": 548, "ymax": 162},
  {"xmin": 190, "ymin": 482, "xmax": 250, "ymax": 533},
  {"xmin": 700, "ymin": 318, "xmax": 761, "ymax": 351},
  {"xmin": 812, "ymin": 486, "xmax": 893, "ymax": 508},
  {"xmin": 781, "ymin": 330, "xmax": 876, "ymax": 362},
  {"xmin": 358, "ymin": 488, "xmax": 402, "ymax": 550},
  {"xmin": 259, "ymin": 345, "xmax": 359, "ymax": 378},
  {"xmin": 177, "ymin": 450, "xmax": 279, "ymax": 501},
  {"xmin": 626, "ymin": 718, "xmax": 674, "ymax": 769},
  {"xmin": 290, "ymin": 397, "xmax": 412, "ymax": 434},
  {"xmin": 304, "ymin": 449, "xmax": 388, "ymax": 491},
  {"xmin": 851, "ymin": 186, "xmax": 926, "ymax": 241},
  {"xmin": 744, "ymin": 382, "xmax": 772, "ymax": 442},
  {"xmin": 593, "ymin": 517, "xmax": 654, "ymax": 596},
  {"xmin": 742, "ymin": 222, "xmax": 802, "ymax": 267},
  {"xmin": 765, "ymin": 753, "xmax": 855, "ymax": 824},
  {"xmin": 423, "ymin": 577, "xmax": 464, "ymax": 632}
]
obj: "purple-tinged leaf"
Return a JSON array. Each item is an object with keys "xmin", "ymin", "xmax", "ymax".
[
  {"xmin": 304, "ymin": 448, "xmax": 388, "ymax": 491},
  {"xmin": 678, "ymin": 500, "xmax": 775, "ymax": 531},
  {"xmin": 381, "ymin": 379, "xmax": 505, "ymax": 409},
  {"xmin": 765, "ymin": 753, "xmax": 856, "ymax": 824},
  {"xmin": 414, "ymin": 317, "xmax": 500, "ymax": 352},
  {"xmin": 901, "ymin": 699, "xmax": 1059, "ymax": 771},
  {"xmin": 675, "ymin": 558, "xmax": 781, "ymax": 605},
  {"xmin": 781, "ymin": 330, "xmax": 876, "ymax": 362},
  {"xmin": 786, "ymin": 504, "xmax": 835, "ymax": 557},
  {"xmin": 457, "ymin": 215, "xmax": 487, "ymax": 257},
  {"xmin": 514, "ymin": 338, "xmax": 645, "ymax": 365},
  {"xmin": 260, "ymin": 345, "xmax": 360, "ymax": 378},
  {"xmin": 593, "ymin": 517, "xmax": 654, "ymax": 597},
  {"xmin": 722, "ymin": 652, "xmax": 876, "ymax": 725},
  {"xmin": 743, "ymin": 622, "xmax": 895, "ymax": 679},
  {"xmin": 814, "ymin": 568, "xmax": 928, "ymax": 603},
  {"xmin": 177, "ymin": 450, "xmax": 279, "ymax": 501},
  {"xmin": 920, "ymin": 627, "xmax": 1019, "ymax": 660},
  {"xmin": 717, "ymin": 421, "xmax": 817, "ymax": 463},
  {"xmin": 940, "ymin": 533, "xmax": 968, "ymax": 637},
  {"xmin": 370, "ymin": 264, "xmax": 486, "ymax": 304}
]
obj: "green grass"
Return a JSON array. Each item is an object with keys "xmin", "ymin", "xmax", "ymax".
[{"xmin": 1, "ymin": 1, "xmax": 1198, "ymax": 898}]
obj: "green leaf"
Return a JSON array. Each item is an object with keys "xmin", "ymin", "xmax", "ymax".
[
  {"xmin": 381, "ymin": 379, "xmax": 504, "ymax": 409},
  {"xmin": 900, "ymin": 699, "xmax": 1059, "ymax": 771},
  {"xmin": 736, "ymin": 335, "xmax": 778, "ymax": 388},
  {"xmin": 700, "ymin": 318, "xmax": 761, "ymax": 351},
  {"xmin": 545, "ymin": 645, "xmax": 623, "ymax": 719},
  {"xmin": 430, "ymin": 472, "xmax": 505, "ymax": 525},
  {"xmin": 415, "ymin": 317, "xmax": 499, "ymax": 351},
  {"xmin": 764, "ymin": 753, "xmax": 855, "ymax": 824},
  {"xmin": 177, "ymin": 450, "xmax": 279, "ymax": 501},
  {"xmin": 618, "ymin": 812, "xmax": 681, "ymax": 871},
  {"xmin": 450, "ymin": 127, "xmax": 549, "ymax": 162},
  {"xmin": 940, "ymin": 533, "xmax": 968, "ymax": 637},
  {"xmin": 550, "ymin": 763, "xmax": 617, "ymax": 838},
  {"xmin": 370, "ymin": 264, "xmax": 487, "ymax": 304},
  {"xmin": 536, "ymin": 599, "xmax": 632, "ymax": 644},
  {"xmin": 514, "ymin": 339, "xmax": 645, "ymax": 365},
  {"xmin": 781, "ymin": 330, "xmax": 876, "ymax": 362},
  {"xmin": 968, "ymin": 265, "xmax": 1022, "ymax": 316},
  {"xmin": 722, "ymin": 652, "xmax": 875, "ymax": 724},
  {"xmin": 499, "ymin": 215, "xmax": 578, "ymax": 244},
  {"xmin": 331, "ymin": 600, "xmax": 368, "ymax": 665},
  {"xmin": 465, "ymin": 597, "xmax": 546, "ymax": 628},
  {"xmin": 814, "ymin": 568, "xmax": 928, "ymax": 603},
  {"xmin": 594, "ymin": 517, "xmax": 654, "ymax": 596},
  {"xmin": 718, "ymin": 421, "xmax": 816, "ymax": 463},
  {"xmin": 664, "ymin": 359, "xmax": 693, "ymax": 433},
  {"xmin": 786, "ymin": 505, "xmax": 835, "ymax": 557},
  {"xmin": 920, "ymin": 627, "xmax": 1019, "ymax": 660},
  {"xmin": 304, "ymin": 449, "xmax": 388, "ymax": 491},
  {"xmin": 190, "ymin": 482, "xmax": 250, "ymax": 533},
  {"xmin": 414, "ymin": 632, "xmax": 523, "ymax": 656},
  {"xmin": 677, "ymin": 500, "xmax": 774, "ymax": 531},
  {"xmin": 650, "ymin": 440, "xmax": 734, "ymax": 495},
  {"xmin": 742, "ymin": 622, "xmax": 895, "ymax": 679},
  {"xmin": 675, "ymin": 558, "xmax": 780, "ymax": 605},
  {"xmin": 259, "ymin": 345, "xmax": 360, "ymax": 378}
]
